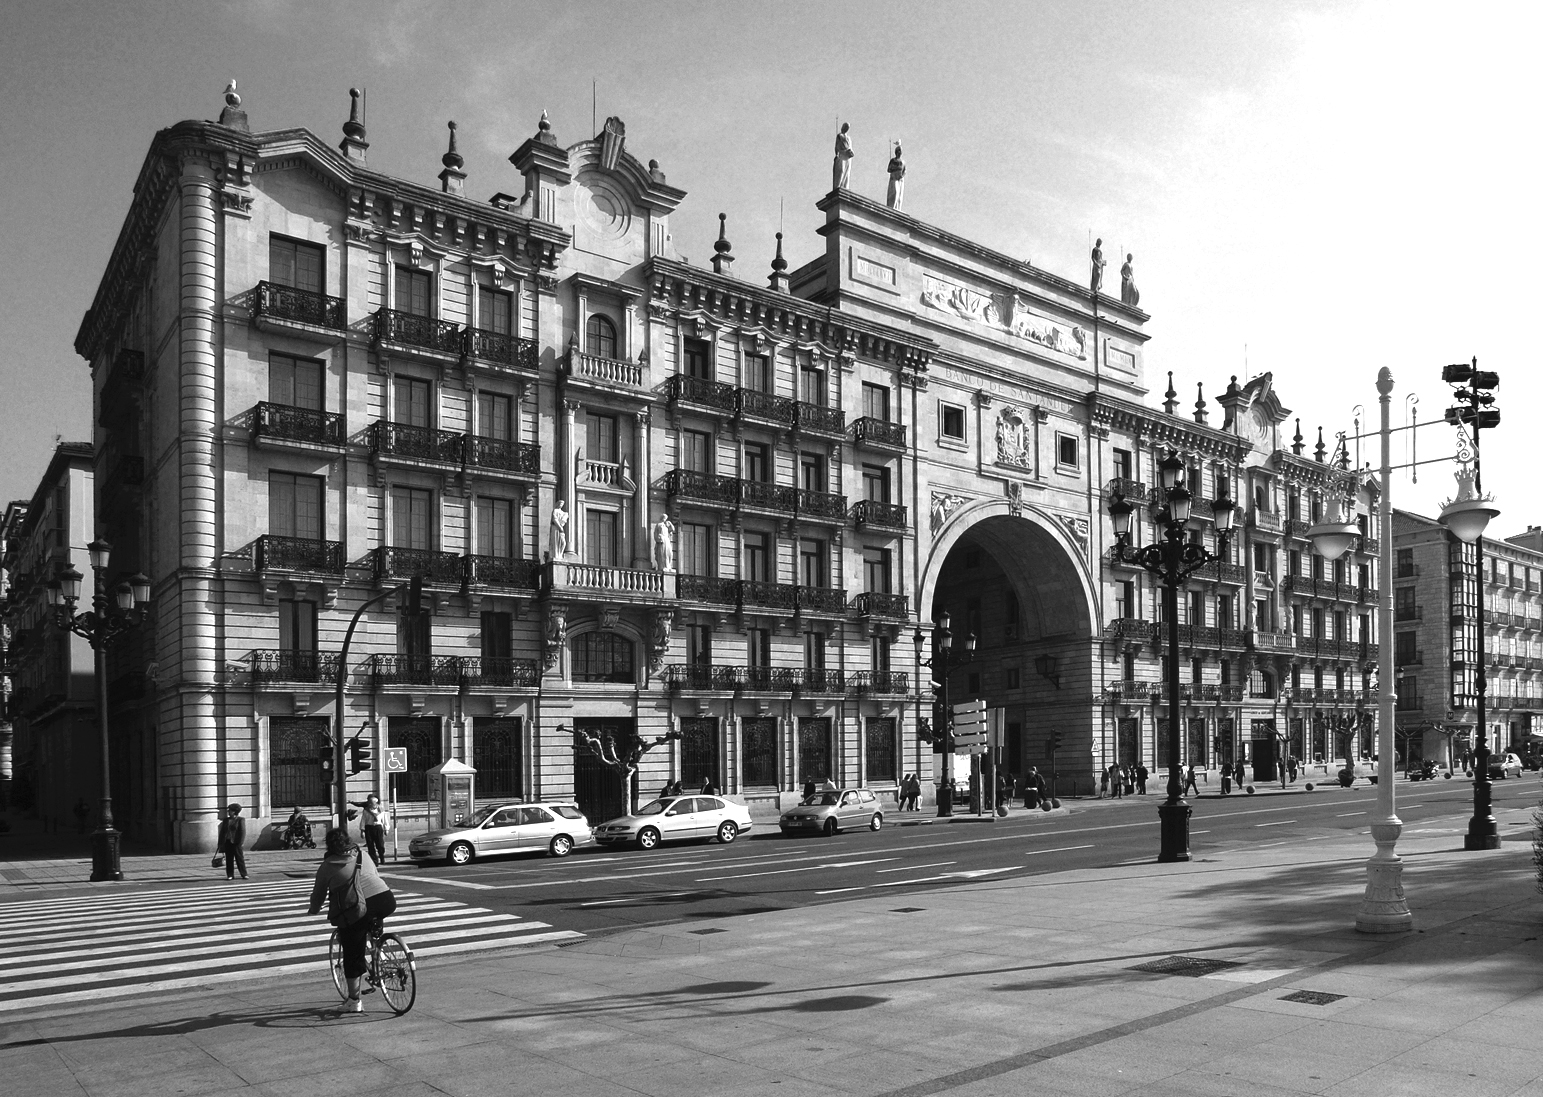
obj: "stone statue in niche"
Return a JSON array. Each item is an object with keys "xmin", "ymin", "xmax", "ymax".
[
  {"xmin": 1121, "ymin": 253, "xmax": 1140, "ymax": 307},
  {"xmin": 994, "ymin": 407, "xmax": 1031, "ymax": 469},
  {"xmin": 648, "ymin": 609, "xmax": 675, "ymax": 676},
  {"xmin": 550, "ymin": 499, "xmax": 569, "ymax": 559},
  {"xmin": 1090, "ymin": 238, "xmax": 1106, "ymax": 295},
  {"xmin": 652, "ymin": 514, "xmax": 676, "ymax": 573},
  {"xmin": 542, "ymin": 602, "xmax": 569, "ymax": 673},
  {"xmin": 833, "ymin": 122, "xmax": 854, "ymax": 190},
  {"xmin": 886, "ymin": 142, "xmax": 906, "ymax": 211}
]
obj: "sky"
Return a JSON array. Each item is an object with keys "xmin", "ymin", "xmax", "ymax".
[{"xmin": 0, "ymin": 0, "xmax": 1537, "ymax": 533}]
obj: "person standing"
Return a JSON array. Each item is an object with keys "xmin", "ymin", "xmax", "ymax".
[
  {"xmin": 1135, "ymin": 763, "xmax": 1149, "ymax": 795},
  {"xmin": 802, "ymin": 777, "xmax": 816, "ymax": 800},
  {"xmin": 217, "ymin": 803, "xmax": 248, "ymax": 880},
  {"xmin": 1098, "ymin": 766, "xmax": 1109, "ymax": 799},
  {"xmin": 358, "ymin": 794, "xmax": 388, "ymax": 866},
  {"xmin": 1110, "ymin": 764, "xmax": 1124, "ymax": 798}
]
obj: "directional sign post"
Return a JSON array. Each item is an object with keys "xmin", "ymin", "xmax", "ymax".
[
  {"xmin": 383, "ymin": 747, "xmax": 407, "ymax": 860},
  {"xmin": 952, "ymin": 700, "xmax": 989, "ymax": 814}
]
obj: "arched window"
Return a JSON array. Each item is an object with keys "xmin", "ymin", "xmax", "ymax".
[
  {"xmin": 573, "ymin": 632, "xmax": 634, "ymax": 684},
  {"xmin": 585, "ymin": 314, "xmax": 617, "ymax": 359}
]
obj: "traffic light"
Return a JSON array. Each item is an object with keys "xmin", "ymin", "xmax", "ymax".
[
  {"xmin": 1049, "ymin": 730, "xmax": 1063, "ymax": 752},
  {"xmin": 349, "ymin": 738, "xmax": 374, "ymax": 775},
  {"xmin": 1442, "ymin": 361, "xmax": 1474, "ymax": 384},
  {"xmin": 319, "ymin": 745, "xmax": 335, "ymax": 782}
]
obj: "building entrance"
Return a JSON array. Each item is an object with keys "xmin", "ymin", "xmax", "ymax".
[
  {"xmin": 1251, "ymin": 719, "xmax": 1278, "ymax": 781},
  {"xmin": 573, "ymin": 718, "xmax": 635, "ymax": 823}
]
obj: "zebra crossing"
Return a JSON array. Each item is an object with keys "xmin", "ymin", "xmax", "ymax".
[{"xmin": 0, "ymin": 877, "xmax": 584, "ymax": 1013}]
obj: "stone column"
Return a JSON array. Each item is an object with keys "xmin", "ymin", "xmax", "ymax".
[
  {"xmin": 634, "ymin": 408, "xmax": 651, "ymax": 568},
  {"xmin": 563, "ymin": 399, "xmax": 582, "ymax": 560}
]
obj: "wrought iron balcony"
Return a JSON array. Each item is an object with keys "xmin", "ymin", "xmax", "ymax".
[
  {"xmin": 1191, "ymin": 559, "xmax": 1247, "ymax": 584},
  {"xmin": 1105, "ymin": 546, "xmax": 1142, "ymax": 571},
  {"xmin": 852, "ymin": 499, "xmax": 908, "ymax": 531},
  {"xmin": 1359, "ymin": 585, "xmax": 1380, "ymax": 604},
  {"xmin": 1357, "ymin": 536, "xmax": 1381, "ymax": 556},
  {"xmin": 664, "ymin": 469, "xmax": 740, "ymax": 509},
  {"xmin": 102, "ymin": 455, "xmax": 144, "ymax": 499},
  {"xmin": 465, "ymin": 435, "xmax": 540, "ymax": 477},
  {"xmin": 851, "ymin": 417, "xmax": 906, "ymax": 450},
  {"xmin": 853, "ymin": 670, "xmax": 909, "ymax": 694},
  {"xmin": 665, "ymin": 374, "xmax": 739, "ymax": 413},
  {"xmin": 1285, "ymin": 518, "xmax": 1313, "ymax": 539},
  {"xmin": 1104, "ymin": 478, "xmax": 1149, "ymax": 502},
  {"xmin": 465, "ymin": 555, "xmax": 541, "ymax": 589},
  {"xmin": 735, "ymin": 388, "xmax": 794, "ymax": 424},
  {"xmin": 664, "ymin": 664, "xmax": 743, "ymax": 692},
  {"xmin": 853, "ymin": 591, "xmax": 909, "ymax": 619},
  {"xmin": 374, "ymin": 546, "xmax": 465, "ymax": 585},
  {"xmin": 792, "ymin": 401, "xmax": 845, "ymax": 437},
  {"xmin": 463, "ymin": 327, "xmax": 538, "ymax": 371},
  {"xmin": 568, "ymin": 349, "xmax": 644, "ymax": 389},
  {"xmin": 254, "ymin": 535, "xmax": 344, "ymax": 574},
  {"xmin": 370, "ymin": 421, "xmax": 465, "ymax": 466},
  {"xmin": 677, "ymin": 575, "xmax": 740, "ymax": 606},
  {"xmin": 795, "ymin": 487, "xmax": 849, "ymax": 522},
  {"xmin": 461, "ymin": 656, "xmax": 539, "ymax": 688},
  {"xmin": 739, "ymin": 480, "xmax": 799, "ymax": 512},
  {"xmin": 255, "ymin": 281, "xmax": 346, "ymax": 330},
  {"xmin": 795, "ymin": 668, "xmax": 847, "ymax": 694},
  {"xmin": 796, "ymin": 586, "xmax": 849, "ymax": 615},
  {"xmin": 251, "ymin": 649, "xmax": 341, "ymax": 685},
  {"xmin": 1107, "ymin": 618, "xmax": 1157, "ymax": 643},
  {"xmin": 253, "ymin": 402, "xmax": 344, "ymax": 447},
  {"xmin": 369, "ymin": 654, "xmax": 463, "ymax": 688},
  {"xmin": 374, "ymin": 308, "xmax": 463, "ymax": 355},
  {"xmin": 740, "ymin": 580, "xmax": 798, "ymax": 612},
  {"xmin": 1177, "ymin": 624, "xmax": 1219, "ymax": 648},
  {"xmin": 1217, "ymin": 628, "xmax": 1248, "ymax": 650},
  {"xmin": 1107, "ymin": 679, "xmax": 1155, "ymax": 700}
]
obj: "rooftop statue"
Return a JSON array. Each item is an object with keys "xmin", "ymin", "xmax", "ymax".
[
  {"xmin": 1121, "ymin": 253, "xmax": 1140, "ymax": 307},
  {"xmin": 886, "ymin": 142, "xmax": 906, "ymax": 211},
  {"xmin": 833, "ymin": 122, "xmax": 853, "ymax": 191}
]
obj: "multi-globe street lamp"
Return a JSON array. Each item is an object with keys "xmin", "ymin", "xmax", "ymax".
[
  {"xmin": 1108, "ymin": 451, "xmax": 1236, "ymax": 862},
  {"xmin": 915, "ymin": 611, "xmax": 975, "ymax": 818},
  {"xmin": 46, "ymin": 538, "xmax": 151, "ymax": 882}
]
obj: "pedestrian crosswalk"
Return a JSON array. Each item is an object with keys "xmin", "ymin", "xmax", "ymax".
[{"xmin": 0, "ymin": 877, "xmax": 584, "ymax": 1013}]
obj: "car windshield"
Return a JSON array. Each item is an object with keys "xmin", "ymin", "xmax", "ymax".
[
  {"xmin": 635, "ymin": 799, "xmax": 671, "ymax": 816},
  {"xmin": 467, "ymin": 805, "xmax": 502, "ymax": 827},
  {"xmin": 800, "ymin": 793, "xmax": 840, "ymax": 806}
]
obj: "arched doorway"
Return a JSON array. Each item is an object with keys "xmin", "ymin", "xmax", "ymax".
[{"xmin": 922, "ymin": 503, "xmax": 1099, "ymax": 794}]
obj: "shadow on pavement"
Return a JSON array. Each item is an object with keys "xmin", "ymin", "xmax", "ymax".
[{"xmin": 0, "ymin": 1003, "xmax": 371, "ymax": 1048}]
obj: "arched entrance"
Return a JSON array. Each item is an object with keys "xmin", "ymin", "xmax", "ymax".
[{"xmin": 921, "ymin": 502, "xmax": 1099, "ymax": 795}]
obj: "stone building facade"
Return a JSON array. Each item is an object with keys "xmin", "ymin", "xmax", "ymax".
[{"xmin": 72, "ymin": 88, "xmax": 1375, "ymax": 851}]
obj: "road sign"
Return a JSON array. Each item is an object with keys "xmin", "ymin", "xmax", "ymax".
[
  {"xmin": 383, "ymin": 747, "xmax": 408, "ymax": 773},
  {"xmin": 952, "ymin": 699, "xmax": 987, "ymax": 717}
]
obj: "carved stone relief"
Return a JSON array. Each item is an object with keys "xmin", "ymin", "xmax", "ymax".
[
  {"xmin": 919, "ymin": 273, "xmax": 1088, "ymax": 360},
  {"xmin": 929, "ymin": 491, "xmax": 972, "ymax": 535},
  {"xmin": 542, "ymin": 601, "xmax": 569, "ymax": 673},
  {"xmin": 649, "ymin": 608, "xmax": 675, "ymax": 676},
  {"xmin": 1055, "ymin": 514, "xmax": 1090, "ymax": 557},
  {"xmin": 994, "ymin": 406, "xmax": 1032, "ymax": 470}
]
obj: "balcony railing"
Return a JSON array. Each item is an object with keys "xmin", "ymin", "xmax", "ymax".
[
  {"xmin": 1177, "ymin": 624, "xmax": 1219, "ymax": 648},
  {"xmin": 740, "ymin": 580, "xmax": 798, "ymax": 612},
  {"xmin": 466, "ymin": 435, "xmax": 540, "ymax": 476},
  {"xmin": 570, "ymin": 350, "xmax": 643, "ymax": 389},
  {"xmin": 374, "ymin": 308, "xmax": 463, "ymax": 355},
  {"xmin": 792, "ymin": 402, "xmax": 846, "ymax": 437},
  {"xmin": 739, "ymin": 479, "xmax": 798, "ymax": 512},
  {"xmin": 851, "ymin": 417, "xmax": 906, "ymax": 449},
  {"xmin": 664, "ymin": 664, "xmax": 744, "ymax": 692},
  {"xmin": 370, "ymin": 421, "xmax": 465, "ymax": 465},
  {"xmin": 254, "ymin": 535, "xmax": 344, "ymax": 574},
  {"xmin": 853, "ymin": 591, "xmax": 909, "ymax": 619},
  {"xmin": 253, "ymin": 402, "xmax": 344, "ymax": 447},
  {"xmin": 853, "ymin": 670, "xmax": 910, "ymax": 694},
  {"xmin": 461, "ymin": 656, "xmax": 539, "ymax": 688},
  {"xmin": 1105, "ymin": 478, "xmax": 1148, "ymax": 502},
  {"xmin": 736, "ymin": 388, "xmax": 794, "ymax": 424},
  {"xmin": 369, "ymin": 654, "xmax": 463, "ymax": 688},
  {"xmin": 102, "ymin": 455, "xmax": 144, "ymax": 498},
  {"xmin": 795, "ymin": 668, "xmax": 847, "ymax": 694},
  {"xmin": 551, "ymin": 562, "xmax": 672, "ymax": 598},
  {"xmin": 797, "ymin": 586, "xmax": 850, "ymax": 615},
  {"xmin": 374, "ymin": 546, "xmax": 465, "ymax": 585},
  {"xmin": 1107, "ymin": 618, "xmax": 1157, "ymax": 643},
  {"xmin": 1191, "ymin": 559, "xmax": 1247, "ymax": 584},
  {"xmin": 852, "ymin": 500, "xmax": 908, "ymax": 531},
  {"xmin": 1217, "ymin": 628, "xmax": 1248, "ymax": 650},
  {"xmin": 585, "ymin": 460, "xmax": 624, "ymax": 487},
  {"xmin": 1249, "ymin": 630, "xmax": 1297, "ymax": 652},
  {"xmin": 251, "ymin": 649, "xmax": 341, "ymax": 685},
  {"xmin": 463, "ymin": 328, "xmax": 538, "ymax": 371},
  {"xmin": 676, "ymin": 575, "xmax": 741, "ymax": 606},
  {"xmin": 666, "ymin": 374, "xmax": 740, "ymax": 412},
  {"xmin": 1357, "ymin": 536, "xmax": 1381, "ymax": 556},
  {"xmin": 796, "ymin": 488, "xmax": 850, "ymax": 521},
  {"xmin": 255, "ymin": 281, "xmax": 346, "ymax": 330},
  {"xmin": 1107, "ymin": 679, "xmax": 1156, "ymax": 700},
  {"xmin": 664, "ymin": 469, "xmax": 741, "ymax": 508},
  {"xmin": 465, "ymin": 555, "xmax": 541, "ymax": 589},
  {"xmin": 1285, "ymin": 518, "xmax": 1313, "ymax": 539},
  {"xmin": 1249, "ymin": 509, "xmax": 1284, "ymax": 533},
  {"xmin": 1105, "ymin": 546, "xmax": 1142, "ymax": 571}
]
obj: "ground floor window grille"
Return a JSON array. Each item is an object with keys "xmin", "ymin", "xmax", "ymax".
[
  {"xmin": 390, "ymin": 716, "xmax": 443, "ymax": 802},
  {"xmin": 742, "ymin": 719, "xmax": 778, "ymax": 787},
  {"xmin": 270, "ymin": 717, "xmax": 331, "ymax": 809},
  {"xmin": 680, "ymin": 718, "xmax": 719, "ymax": 790},
  {"xmin": 472, "ymin": 717, "xmax": 521, "ymax": 800},
  {"xmin": 865, "ymin": 718, "xmax": 896, "ymax": 782},
  {"xmin": 798, "ymin": 718, "xmax": 832, "ymax": 783}
]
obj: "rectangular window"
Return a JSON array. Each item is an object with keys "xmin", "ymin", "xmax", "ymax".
[
  {"xmin": 742, "ymin": 717, "xmax": 777, "ymax": 787},
  {"xmin": 862, "ymin": 382, "xmax": 890, "ymax": 422},
  {"xmin": 1056, "ymin": 433, "xmax": 1079, "ymax": 470},
  {"xmin": 475, "ymin": 497, "xmax": 514, "ymax": 558},
  {"xmin": 269, "ymin": 353, "xmax": 324, "ymax": 411},
  {"xmin": 804, "ymin": 630, "xmax": 826, "ymax": 670},
  {"xmin": 684, "ymin": 338, "xmax": 712, "ymax": 380},
  {"xmin": 865, "ymin": 718, "xmax": 897, "ymax": 783},
  {"xmin": 269, "ymin": 472, "xmax": 324, "ymax": 541},
  {"xmin": 398, "ymin": 605, "xmax": 431, "ymax": 657},
  {"xmin": 800, "ymin": 538, "xmax": 827, "ymax": 588},
  {"xmin": 1115, "ymin": 580, "xmax": 1134, "ymax": 619},
  {"xmin": 798, "ymin": 718, "xmax": 831, "ymax": 783},
  {"xmin": 586, "ymin": 412, "xmax": 618, "ymax": 463},
  {"xmin": 862, "ymin": 464, "xmax": 891, "ymax": 503},
  {"xmin": 748, "ymin": 627, "xmax": 771, "ymax": 669},
  {"xmin": 864, "ymin": 547, "xmax": 891, "ymax": 593},
  {"xmin": 680, "ymin": 522, "xmax": 712, "ymax": 576},
  {"xmin": 1005, "ymin": 667, "xmax": 1021, "ymax": 689},
  {"xmin": 744, "ymin": 441, "xmax": 770, "ymax": 483},
  {"xmin": 1254, "ymin": 543, "xmax": 1272, "ymax": 575},
  {"xmin": 799, "ymin": 452, "xmax": 827, "ymax": 493},
  {"xmin": 966, "ymin": 597, "xmax": 982, "ymax": 641},
  {"xmin": 278, "ymin": 598, "xmax": 317, "ymax": 653},
  {"xmin": 1188, "ymin": 591, "xmax": 1205, "ymax": 625},
  {"xmin": 393, "ymin": 376, "xmax": 431, "ymax": 427},
  {"xmin": 744, "ymin": 531, "xmax": 770, "ymax": 582},
  {"xmin": 1289, "ymin": 549, "xmax": 1301, "ymax": 578},
  {"xmin": 472, "ymin": 717, "xmax": 521, "ymax": 799},
  {"xmin": 1396, "ymin": 548, "xmax": 1414, "ymax": 577},
  {"xmin": 1113, "ymin": 448, "xmax": 1133, "ymax": 481},
  {"xmin": 476, "ymin": 286, "xmax": 512, "ymax": 335},
  {"xmin": 480, "ymin": 611, "xmax": 512, "ymax": 661},
  {"xmin": 585, "ymin": 508, "xmax": 619, "ymax": 567},
  {"xmin": 744, "ymin": 353, "xmax": 770, "ymax": 393},
  {"xmin": 1219, "ymin": 594, "xmax": 1234, "ymax": 629},
  {"xmin": 798, "ymin": 359, "xmax": 826, "ymax": 406},
  {"xmin": 394, "ymin": 266, "xmax": 431, "ymax": 317},
  {"xmin": 687, "ymin": 624, "xmax": 712, "ymax": 666},
  {"xmin": 270, "ymin": 236, "xmax": 323, "ymax": 294},
  {"xmin": 477, "ymin": 392, "xmax": 513, "ymax": 441},
  {"xmin": 940, "ymin": 403, "xmax": 965, "ymax": 440},
  {"xmin": 1395, "ymin": 586, "xmax": 1417, "ymax": 620},
  {"xmin": 1005, "ymin": 589, "xmax": 1021, "ymax": 640},
  {"xmin": 1395, "ymin": 631, "xmax": 1417, "ymax": 666},
  {"xmin": 682, "ymin": 429, "xmax": 712, "ymax": 474},
  {"xmin": 1191, "ymin": 657, "xmax": 1203, "ymax": 684},
  {"xmin": 870, "ymin": 636, "xmax": 891, "ymax": 674},
  {"xmin": 391, "ymin": 486, "xmax": 433, "ymax": 549}
]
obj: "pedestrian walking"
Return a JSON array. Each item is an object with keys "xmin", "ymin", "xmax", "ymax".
[
  {"xmin": 802, "ymin": 777, "xmax": 816, "ymax": 800},
  {"xmin": 217, "ymin": 803, "xmax": 248, "ymax": 880},
  {"xmin": 357, "ymin": 794, "xmax": 388, "ymax": 865},
  {"xmin": 997, "ymin": 769, "xmax": 1012, "ymax": 814},
  {"xmin": 1098, "ymin": 766, "xmax": 1109, "ymax": 798},
  {"xmin": 1110, "ymin": 764, "xmax": 1124, "ymax": 798},
  {"xmin": 1234, "ymin": 759, "xmax": 1246, "ymax": 788},
  {"xmin": 1182, "ymin": 764, "xmax": 1199, "ymax": 796},
  {"xmin": 1287, "ymin": 756, "xmax": 1299, "ymax": 783},
  {"xmin": 1024, "ymin": 765, "xmax": 1041, "ymax": 809},
  {"xmin": 1135, "ymin": 763, "xmax": 1149, "ymax": 794},
  {"xmin": 700, "ymin": 780, "xmax": 717, "ymax": 796}
]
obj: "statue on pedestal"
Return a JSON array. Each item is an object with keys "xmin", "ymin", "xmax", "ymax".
[
  {"xmin": 550, "ymin": 499, "xmax": 569, "ymax": 559},
  {"xmin": 886, "ymin": 142, "xmax": 906, "ymax": 211},
  {"xmin": 1120, "ymin": 253, "xmax": 1140, "ymax": 307},
  {"xmin": 833, "ymin": 122, "xmax": 853, "ymax": 191},
  {"xmin": 1090, "ymin": 237, "xmax": 1106, "ymax": 295},
  {"xmin": 652, "ymin": 514, "xmax": 676, "ymax": 573}
]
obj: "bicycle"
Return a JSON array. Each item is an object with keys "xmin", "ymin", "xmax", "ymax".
[{"xmin": 328, "ymin": 922, "xmax": 417, "ymax": 1015}]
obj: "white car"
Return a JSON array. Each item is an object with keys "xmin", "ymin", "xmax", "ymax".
[
  {"xmin": 409, "ymin": 802, "xmax": 594, "ymax": 865},
  {"xmin": 593, "ymin": 794, "xmax": 753, "ymax": 849}
]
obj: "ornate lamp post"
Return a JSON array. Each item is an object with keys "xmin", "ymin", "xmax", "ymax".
[
  {"xmin": 1108, "ymin": 451, "xmax": 1235, "ymax": 862},
  {"xmin": 1436, "ymin": 359, "xmax": 1500, "ymax": 851},
  {"xmin": 915, "ymin": 611, "xmax": 975, "ymax": 818},
  {"xmin": 47, "ymin": 539, "xmax": 150, "ymax": 882}
]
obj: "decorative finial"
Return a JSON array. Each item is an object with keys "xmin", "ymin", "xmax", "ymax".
[
  {"xmin": 218, "ymin": 79, "xmax": 250, "ymax": 133},
  {"xmin": 442, "ymin": 120, "xmax": 463, "ymax": 169},
  {"xmin": 769, "ymin": 231, "xmax": 790, "ymax": 293},
  {"xmin": 344, "ymin": 88, "xmax": 365, "ymax": 138},
  {"xmin": 1193, "ymin": 382, "xmax": 1208, "ymax": 425},
  {"xmin": 711, "ymin": 213, "xmax": 734, "ymax": 275},
  {"xmin": 771, "ymin": 231, "xmax": 787, "ymax": 272},
  {"xmin": 439, "ymin": 120, "xmax": 466, "ymax": 194},
  {"xmin": 648, "ymin": 158, "xmax": 666, "ymax": 183},
  {"xmin": 1163, "ymin": 371, "xmax": 1178, "ymax": 415},
  {"xmin": 536, "ymin": 109, "xmax": 556, "ymax": 145},
  {"xmin": 224, "ymin": 80, "xmax": 241, "ymax": 108},
  {"xmin": 1224, "ymin": 374, "xmax": 1242, "ymax": 400},
  {"xmin": 1292, "ymin": 418, "xmax": 1304, "ymax": 455},
  {"xmin": 1314, "ymin": 427, "xmax": 1326, "ymax": 463}
]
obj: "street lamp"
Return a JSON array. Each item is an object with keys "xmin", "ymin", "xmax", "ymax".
[
  {"xmin": 915, "ymin": 611, "xmax": 976, "ymax": 818},
  {"xmin": 1309, "ymin": 366, "xmax": 1411, "ymax": 932},
  {"xmin": 49, "ymin": 538, "xmax": 151, "ymax": 882},
  {"xmin": 1437, "ymin": 358, "xmax": 1500, "ymax": 852},
  {"xmin": 1108, "ymin": 450, "xmax": 1235, "ymax": 862}
]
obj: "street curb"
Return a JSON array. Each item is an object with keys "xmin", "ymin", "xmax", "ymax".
[{"xmin": 895, "ymin": 807, "xmax": 1071, "ymax": 826}]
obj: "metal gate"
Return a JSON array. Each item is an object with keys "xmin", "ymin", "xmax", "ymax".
[
  {"xmin": 572, "ymin": 719, "xmax": 634, "ymax": 823},
  {"xmin": 742, "ymin": 718, "xmax": 778, "ymax": 787},
  {"xmin": 680, "ymin": 718, "xmax": 718, "ymax": 790},
  {"xmin": 798, "ymin": 718, "xmax": 831, "ymax": 784}
]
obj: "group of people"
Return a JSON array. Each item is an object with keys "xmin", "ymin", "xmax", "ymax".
[
  {"xmin": 896, "ymin": 774, "xmax": 924, "ymax": 810},
  {"xmin": 1099, "ymin": 763, "xmax": 1150, "ymax": 798},
  {"xmin": 659, "ymin": 779, "xmax": 720, "ymax": 798}
]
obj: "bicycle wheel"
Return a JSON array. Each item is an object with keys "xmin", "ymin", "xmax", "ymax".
[
  {"xmin": 327, "ymin": 929, "xmax": 347, "ymax": 1000},
  {"xmin": 374, "ymin": 933, "xmax": 417, "ymax": 1015}
]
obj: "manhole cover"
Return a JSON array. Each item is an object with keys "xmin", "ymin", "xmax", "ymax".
[
  {"xmin": 891, "ymin": 907, "xmax": 925, "ymax": 913},
  {"xmin": 1129, "ymin": 955, "xmax": 1243, "ymax": 977},
  {"xmin": 1280, "ymin": 990, "xmax": 1346, "ymax": 1005},
  {"xmin": 688, "ymin": 927, "xmax": 727, "ymax": 936}
]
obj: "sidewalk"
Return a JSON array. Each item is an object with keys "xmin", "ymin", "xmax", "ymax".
[{"xmin": 3, "ymin": 799, "xmax": 1540, "ymax": 1096}]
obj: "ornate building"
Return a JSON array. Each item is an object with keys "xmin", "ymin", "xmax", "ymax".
[{"xmin": 70, "ymin": 87, "xmax": 1375, "ymax": 851}]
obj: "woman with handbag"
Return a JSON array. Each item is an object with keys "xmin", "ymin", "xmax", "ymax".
[
  {"xmin": 307, "ymin": 826, "xmax": 397, "ymax": 1012},
  {"xmin": 216, "ymin": 803, "xmax": 248, "ymax": 880}
]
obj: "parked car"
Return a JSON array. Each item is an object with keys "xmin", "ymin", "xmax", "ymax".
[
  {"xmin": 1488, "ymin": 752, "xmax": 1525, "ymax": 780},
  {"xmin": 779, "ymin": 787, "xmax": 884, "ymax": 837},
  {"xmin": 409, "ymin": 802, "xmax": 594, "ymax": 865},
  {"xmin": 593, "ymin": 795, "xmax": 753, "ymax": 850}
]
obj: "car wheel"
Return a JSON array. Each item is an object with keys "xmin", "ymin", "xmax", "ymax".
[
  {"xmin": 823, "ymin": 818, "xmax": 838, "ymax": 837},
  {"xmin": 869, "ymin": 813, "xmax": 883, "ymax": 832},
  {"xmin": 716, "ymin": 821, "xmax": 738, "ymax": 844},
  {"xmin": 549, "ymin": 834, "xmax": 574, "ymax": 857},
  {"xmin": 637, "ymin": 827, "xmax": 661, "ymax": 850},
  {"xmin": 447, "ymin": 841, "xmax": 474, "ymax": 866}
]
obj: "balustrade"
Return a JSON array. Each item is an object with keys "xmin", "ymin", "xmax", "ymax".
[
  {"xmin": 251, "ymin": 649, "xmax": 341, "ymax": 685},
  {"xmin": 851, "ymin": 417, "xmax": 906, "ymax": 449},
  {"xmin": 253, "ymin": 402, "xmax": 344, "ymax": 446},
  {"xmin": 373, "ymin": 308, "xmax": 463, "ymax": 354},
  {"xmin": 571, "ymin": 350, "xmax": 643, "ymax": 389},
  {"xmin": 254, "ymin": 535, "xmax": 344, "ymax": 574},
  {"xmin": 256, "ymin": 281, "xmax": 346, "ymax": 329},
  {"xmin": 852, "ymin": 499, "xmax": 908, "ymax": 530},
  {"xmin": 551, "ymin": 562, "xmax": 672, "ymax": 598},
  {"xmin": 463, "ymin": 328, "xmax": 538, "ymax": 371}
]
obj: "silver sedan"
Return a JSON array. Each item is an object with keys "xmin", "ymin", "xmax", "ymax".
[
  {"xmin": 409, "ymin": 802, "xmax": 594, "ymax": 865},
  {"xmin": 779, "ymin": 788, "xmax": 885, "ymax": 837}
]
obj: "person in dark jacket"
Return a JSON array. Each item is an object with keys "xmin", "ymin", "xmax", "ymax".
[
  {"xmin": 307, "ymin": 827, "xmax": 397, "ymax": 1013},
  {"xmin": 217, "ymin": 803, "xmax": 248, "ymax": 880},
  {"xmin": 1135, "ymin": 763, "xmax": 1149, "ymax": 795}
]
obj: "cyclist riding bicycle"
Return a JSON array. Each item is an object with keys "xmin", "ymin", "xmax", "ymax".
[{"xmin": 308, "ymin": 826, "xmax": 397, "ymax": 1012}]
